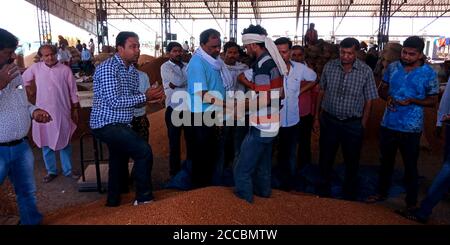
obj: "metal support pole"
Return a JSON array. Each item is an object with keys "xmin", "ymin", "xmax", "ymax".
[
  {"xmin": 301, "ymin": 0, "xmax": 310, "ymax": 46},
  {"xmin": 95, "ymin": 0, "xmax": 109, "ymax": 54},
  {"xmin": 35, "ymin": 0, "xmax": 52, "ymax": 44},
  {"xmin": 378, "ymin": 0, "xmax": 392, "ymax": 51},
  {"xmin": 229, "ymin": 0, "xmax": 238, "ymax": 42}
]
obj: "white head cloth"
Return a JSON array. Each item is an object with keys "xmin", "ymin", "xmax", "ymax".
[{"xmin": 241, "ymin": 33, "xmax": 288, "ymax": 76}]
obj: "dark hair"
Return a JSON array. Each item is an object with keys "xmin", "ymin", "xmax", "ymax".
[
  {"xmin": 340, "ymin": 37, "xmax": 360, "ymax": 51},
  {"xmin": 166, "ymin": 42, "xmax": 182, "ymax": 52},
  {"xmin": 291, "ymin": 45, "xmax": 304, "ymax": 52},
  {"xmin": 0, "ymin": 28, "xmax": 18, "ymax": 51},
  {"xmin": 242, "ymin": 24, "xmax": 267, "ymax": 48},
  {"xmin": 403, "ymin": 36, "xmax": 425, "ymax": 53},
  {"xmin": 274, "ymin": 37, "xmax": 292, "ymax": 49},
  {"xmin": 116, "ymin": 31, "xmax": 139, "ymax": 48},
  {"xmin": 37, "ymin": 44, "xmax": 58, "ymax": 57},
  {"xmin": 199, "ymin": 29, "xmax": 220, "ymax": 45},
  {"xmin": 223, "ymin": 41, "xmax": 240, "ymax": 53},
  {"xmin": 242, "ymin": 24, "xmax": 268, "ymax": 36}
]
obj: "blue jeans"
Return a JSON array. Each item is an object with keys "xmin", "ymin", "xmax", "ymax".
[
  {"xmin": 0, "ymin": 140, "xmax": 43, "ymax": 225},
  {"xmin": 234, "ymin": 127, "xmax": 275, "ymax": 203},
  {"xmin": 415, "ymin": 124, "xmax": 450, "ymax": 220},
  {"xmin": 42, "ymin": 144, "xmax": 73, "ymax": 176},
  {"xmin": 92, "ymin": 123, "xmax": 154, "ymax": 203}
]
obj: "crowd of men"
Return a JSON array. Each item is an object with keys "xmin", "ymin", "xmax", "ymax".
[{"xmin": 1, "ymin": 22, "xmax": 449, "ymax": 225}]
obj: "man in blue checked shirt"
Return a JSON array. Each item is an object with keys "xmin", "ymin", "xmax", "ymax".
[{"xmin": 90, "ymin": 31, "xmax": 165, "ymax": 207}]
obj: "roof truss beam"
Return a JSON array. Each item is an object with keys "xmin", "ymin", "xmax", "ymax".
[
  {"xmin": 250, "ymin": 0, "xmax": 262, "ymax": 24},
  {"xmin": 204, "ymin": 0, "xmax": 225, "ymax": 32}
]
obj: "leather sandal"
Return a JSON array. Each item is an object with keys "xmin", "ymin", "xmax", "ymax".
[
  {"xmin": 397, "ymin": 209, "xmax": 427, "ymax": 224},
  {"xmin": 365, "ymin": 194, "xmax": 387, "ymax": 203},
  {"xmin": 43, "ymin": 174, "xmax": 57, "ymax": 183}
]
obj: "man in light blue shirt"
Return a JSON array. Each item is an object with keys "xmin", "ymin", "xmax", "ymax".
[
  {"xmin": 80, "ymin": 43, "xmax": 92, "ymax": 75},
  {"xmin": 186, "ymin": 29, "xmax": 225, "ymax": 188},
  {"xmin": 131, "ymin": 69, "xmax": 151, "ymax": 141}
]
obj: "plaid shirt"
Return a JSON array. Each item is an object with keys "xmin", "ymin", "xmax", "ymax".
[
  {"xmin": 90, "ymin": 54, "xmax": 146, "ymax": 129},
  {"xmin": 319, "ymin": 58, "xmax": 378, "ymax": 120}
]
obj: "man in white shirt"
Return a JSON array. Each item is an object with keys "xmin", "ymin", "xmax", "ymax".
[
  {"xmin": 0, "ymin": 28, "xmax": 52, "ymax": 224},
  {"xmin": 274, "ymin": 37, "xmax": 317, "ymax": 191},
  {"xmin": 160, "ymin": 42, "xmax": 191, "ymax": 177},
  {"xmin": 57, "ymin": 43, "xmax": 72, "ymax": 66}
]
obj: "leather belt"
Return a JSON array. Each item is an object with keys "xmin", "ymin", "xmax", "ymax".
[
  {"xmin": 323, "ymin": 111, "xmax": 361, "ymax": 122},
  {"xmin": 0, "ymin": 137, "xmax": 27, "ymax": 147}
]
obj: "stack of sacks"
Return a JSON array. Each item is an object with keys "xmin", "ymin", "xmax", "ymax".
[
  {"xmin": 305, "ymin": 42, "xmax": 339, "ymax": 78},
  {"xmin": 68, "ymin": 47, "xmax": 81, "ymax": 65},
  {"xmin": 138, "ymin": 56, "xmax": 169, "ymax": 85},
  {"xmin": 380, "ymin": 42, "xmax": 402, "ymax": 74},
  {"xmin": 24, "ymin": 52, "xmax": 40, "ymax": 68},
  {"xmin": 138, "ymin": 54, "xmax": 155, "ymax": 66},
  {"xmin": 93, "ymin": 53, "xmax": 114, "ymax": 67}
]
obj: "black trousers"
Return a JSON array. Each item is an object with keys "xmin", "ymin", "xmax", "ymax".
[
  {"xmin": 187, "ymin": 112, "xmax": 218, "ymax": 188},
  {"xmin": 277, "ymin": 123, "xmax": 300, "ymax": 190},
  {"xmin": 165, "ymin": 107, "xmax": 192, "ymax": 176},
  {"xmin": 297, "ymin": 114, "xmax": 314, "ymax": 168},
  {"xmin": 377, "ymin": 126, "xmax": 421, "ymax": 207},
  {"xmin": 318, "ymin": 112, "xmax": 363, "ymax": 200},
  {"xmin": 92, "ymin": 124, "xmax": 153, "ymax": 204}
]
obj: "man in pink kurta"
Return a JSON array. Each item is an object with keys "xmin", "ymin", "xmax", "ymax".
[{"xmin": 22, "ymin": 44, "xmax": 80, "ymax": 183}]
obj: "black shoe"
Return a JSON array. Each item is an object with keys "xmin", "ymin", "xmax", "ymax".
[{"xmin": 105, "ymin": 196, "xmax": 121, "ymax": 207}]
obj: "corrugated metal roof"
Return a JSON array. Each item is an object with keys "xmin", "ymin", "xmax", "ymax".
[{"xmin": 70, "ymin": 0, "xmax": 450, "ymax": 19}]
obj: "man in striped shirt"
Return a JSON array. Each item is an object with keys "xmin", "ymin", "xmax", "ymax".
[{"xmin": 90, "ymin": 31, "xmax": 164, "ymax": 207}]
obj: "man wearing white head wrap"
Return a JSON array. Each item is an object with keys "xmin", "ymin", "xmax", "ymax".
[
  {"xmin": 233, "ymin": 24, "xmax": 283, "ymax": 203},
  {"xmin": 186, "ymin": 29, "xmax": 225, "ymax": 188}
]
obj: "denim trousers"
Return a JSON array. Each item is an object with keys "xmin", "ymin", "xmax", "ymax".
[
  {"xmin": 234, "ymin": 126, "xmax": 276, "ymax": 203},
  {"xmin": 416, "ymin": 124, "xmax": 450, "ymax": 219},
  {"xmin": 42, "ymin": 144, "xmax": 72, "ymax": 176},
  {"xmin": 0, "ymin": 140, "xmax": 42, "ymax": 225},
  {"xmin": 92, "ymin": 123, "xmax": 154, "ymax": 203}
]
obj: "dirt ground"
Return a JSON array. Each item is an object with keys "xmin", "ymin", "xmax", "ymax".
[{"xmin": 1, "ymin": 98, "xmax": 449, "ymax": 225}]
